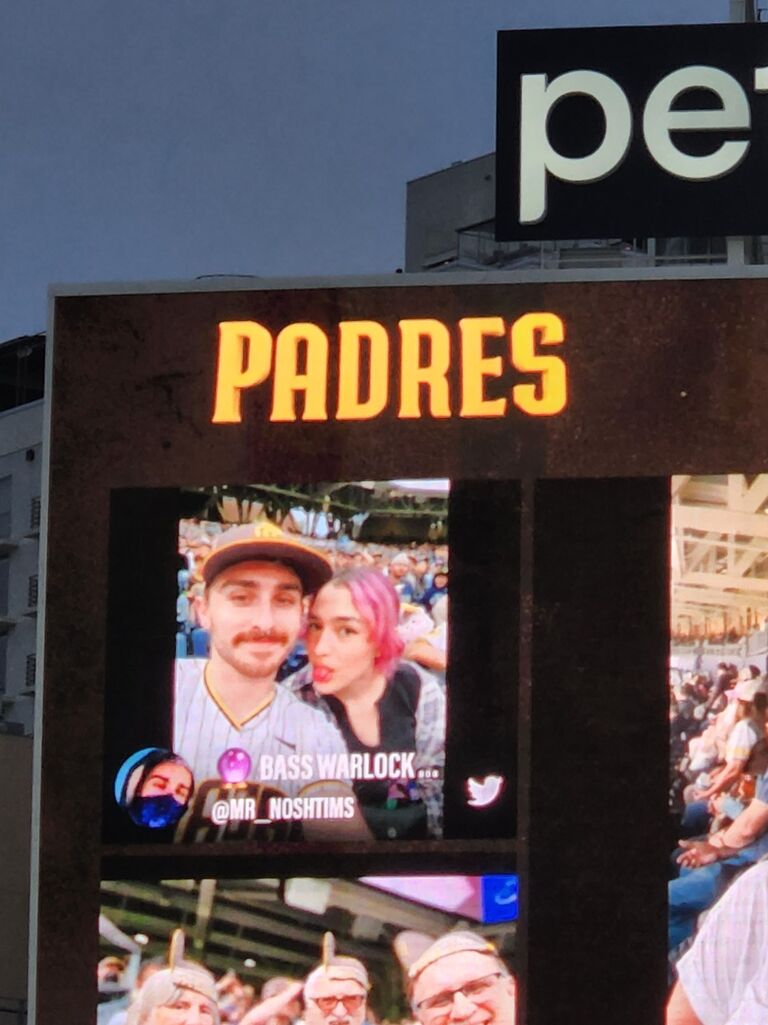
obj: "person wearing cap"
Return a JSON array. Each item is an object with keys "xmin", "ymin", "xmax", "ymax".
[
  {"xmin": 408, "ymin": 931, "xmax": 516, "ymax": 1025},
  {"xmin": 302, "ymin": 934, "xmax": 371, "ymax": 1025},
  {"xmin": 173, "ymin": 522, "xmax": 352, "ymax": 798},
  {"xmin": 680, "ymin": 676, "xmax": 768, "ymax": 837},
  {"xmin": 387, "ymin": 552, "xmax": 417, "ymax": 601},
  {"xmin": 669, "ymin": 712, "xmax": 768, "ymax": 952},
  {"xmin": 126, "ymin": 930, "xmax": 220, "ymax": 1025}
]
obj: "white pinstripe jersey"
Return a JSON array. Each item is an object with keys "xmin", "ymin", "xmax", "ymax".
[{"xmin": 174, "ymin": 659, "xmax": 349, "ymax": 798}]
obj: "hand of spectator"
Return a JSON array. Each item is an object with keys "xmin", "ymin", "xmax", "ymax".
[
  {"xmin": 216, "ymin": 970, "xmax": 239, "ymax": 993},
  {"xmin": 239, "ymin": 980, "xmax": 304, "ymax": 1025},
  {"xmin": 676, "ymin": 839, "xmax": 720, "ymax": 868}
]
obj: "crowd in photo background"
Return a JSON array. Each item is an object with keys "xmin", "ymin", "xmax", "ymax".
[
  {"xmin": 175, "ymin": 518, "xmax": 449, "ymax": 684},
  {"xmin": 97, "ymin": 923, "xmax": 516, "ymax": 1025}
]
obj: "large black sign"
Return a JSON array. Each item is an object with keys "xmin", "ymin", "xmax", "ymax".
[
  {"xmin": 40, "ymin": 273, "xmax": 768, "ymax": 1025},
  {"xmin": 496, "ymin": 23, "xmax": 768, "ymax": 241}
]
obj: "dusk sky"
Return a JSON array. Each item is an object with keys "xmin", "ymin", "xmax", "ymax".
[{"xmin": 0, "ymin": 0, "xmax": 728, "ymax": 339}]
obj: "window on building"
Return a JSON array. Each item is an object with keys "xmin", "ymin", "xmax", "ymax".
[
  {"xmin": 0, "ymin": 476, "xmax": 10, "ymax": 538},
  {"xmin": 25, "ymin": 653, "xmax": 36, "ymax": 691},
  {"xmin": 29, "ymin": 496, "xmax": 40, "ymax": 532},
  {"xmin": 0, "ymin": 335, "xmax": 45, "ymax": 413},
  {"xmin": 656, "ymin": 236, "xmax": 727, "ymax": 264},
  {"xmin": 0, "ymin": 556, "xmax": 8, "ymax": 616},
  {"xmin": 0, "ymin": 634, "xmax": 6, "ymax": 694},
  {"xmin": 27, "ymin": 574, "xmax": 38, "ymax": 609}
]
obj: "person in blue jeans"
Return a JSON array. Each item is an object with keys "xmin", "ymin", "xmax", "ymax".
[{"xmin": 669, "ymin": 769, "xmax": 768, "ymax": 952}]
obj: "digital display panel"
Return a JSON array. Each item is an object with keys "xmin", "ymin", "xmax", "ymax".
[
  {"xmin": 101, "ymin": 479, "xmax": 516, "ymax": 850},
  {"xmin": 41, "ymin": 273, "xmax": 768, "ymax": 1025},
  {"xmin": 107, "ymin": 481, "xmax": 459, "ymax": 845},
  {"xmin": 97, "ymin": 874, "xmax": 517, "ymax": 1025},
  {"xmin": 495, "ymin": 24, "xmax": 768, "ymax": 241}
]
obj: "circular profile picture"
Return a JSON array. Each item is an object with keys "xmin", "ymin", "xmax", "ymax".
[{"xmin": 114, "ymin": 747, "xmax": 194, "ymax": 829}]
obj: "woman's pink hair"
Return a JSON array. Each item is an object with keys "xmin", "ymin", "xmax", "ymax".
[{"xmin": 320, "ymin": 567, "xmax": 404, "ymax": 679}]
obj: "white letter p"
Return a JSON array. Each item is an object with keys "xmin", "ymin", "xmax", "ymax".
[{"xmin": 519, "ymin": 70, "xmax": 632, "ymax": 224}]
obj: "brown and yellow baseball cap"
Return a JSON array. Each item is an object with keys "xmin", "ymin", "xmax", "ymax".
[{"xmin": 202, "ymin": 522, "xmax": 333, "ymax": 594}]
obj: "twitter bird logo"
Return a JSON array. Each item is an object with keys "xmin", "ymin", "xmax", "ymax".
[{"xmin": 466, "ymin": 774, "xmax": 504, "ymax": 808}]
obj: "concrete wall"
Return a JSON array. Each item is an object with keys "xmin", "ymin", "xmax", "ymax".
[
  {"xmin": 404, "ymin": 153, "xmax": 495, "ymax": 271},
  {"xmin": 0, "ymin": 734, "xmax": 32, "ymax": 1004}
]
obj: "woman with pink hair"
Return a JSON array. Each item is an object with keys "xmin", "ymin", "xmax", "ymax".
[{"xmin": 289, "ymin": 567, "xmax": 445, "ymax": 839}]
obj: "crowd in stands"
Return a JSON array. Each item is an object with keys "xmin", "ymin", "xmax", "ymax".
[
  {"xmin": 669, "ymin": 664, "xmax": 763, "ymax": 814},
  {"xmin": 667, "ymin": 661, "xmax": 768, "ymax": 1021}
]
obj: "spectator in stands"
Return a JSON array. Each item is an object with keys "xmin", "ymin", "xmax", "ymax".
[
  {"xmin": 667, "ymin": 859, "xmax": 768, "ymax": 1024},
  {"xmin": 403, "ymin": 598, "xmax": 447, "ymax": 685},
  {"xmin": 701, "ymin": 665, "xmax": 737, "ymax": 719},
  {"xmin": 420, "ymin": 569, "xmax": 447, "ymax": 613},
  {"xmin": 387, "ymin": 553, "xmax": 417, "ymax": 601},
  {"xmin": 680, "ymin": 677, "xmax": 768, "ymax": 836},
  {"xmin": 669, "ymin": 765, "xmax": 768, "ymax": 952},
  {"xmin": 411, "ymin": 558, "xmax": 432, "ymax": 602},
  {"xmin": 684, "ymin": 668, "xmax": 749, "ymax": 779}
]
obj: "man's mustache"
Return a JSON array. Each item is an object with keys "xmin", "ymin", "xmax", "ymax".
[{"xmin": 234, "ymin": 629, "xmax": 290, "ymax": 645}]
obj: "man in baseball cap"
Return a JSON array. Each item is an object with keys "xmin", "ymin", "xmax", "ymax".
[
  {"xmin": 174, "ymin": 522, "xmax": 353, "ymax": 802},
  {"xmin": 201, "ymin": 523, "xmax": 333, "ymax": 595},
  {"xmin": 408, "ymin": 932, "xmax": 516, "ymax": 1025}
]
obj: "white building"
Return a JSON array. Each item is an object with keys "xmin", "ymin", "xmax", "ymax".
[
  {"xmin": 0, "ymin": 334, "xmax": 44, "ymax": 737},
  {"xmin": 405, "ymin": 152, "xmax": 767, "ymax": 275},
  {"xmin": 0, "ymin": 332, "xmax": 42, "ymax": 1019}
]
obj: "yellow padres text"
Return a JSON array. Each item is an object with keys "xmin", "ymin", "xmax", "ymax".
[{"xmin": 211, "ymin": 314, "xmax": 567, "ymax": 423}]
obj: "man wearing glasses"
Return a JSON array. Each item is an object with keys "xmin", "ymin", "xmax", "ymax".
[
  {"xmin": 302, "ymin": 933, "xmax": 371, "ymax": 1025},
  {"xmin": 409, "ymin": 932, "xmax": 516, "ymax": 1025}
]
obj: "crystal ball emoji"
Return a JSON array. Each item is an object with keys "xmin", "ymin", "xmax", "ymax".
[{"xmin": 217, "ymin": 747, "xmax": 252, "ymax": 783}]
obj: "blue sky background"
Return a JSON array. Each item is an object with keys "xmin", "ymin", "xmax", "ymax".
[{"xmin": 0, "ymin": 0, "xmax": 728, "ymax": 338}]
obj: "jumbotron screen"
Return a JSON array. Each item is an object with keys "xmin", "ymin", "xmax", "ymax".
[
  {"xmin": 102, "ymin": 480, "xmax": 515, "ymax": 847},
  {"xmin": 41, "ymin": 273, "xmax": 768, "ymax": 1025}
]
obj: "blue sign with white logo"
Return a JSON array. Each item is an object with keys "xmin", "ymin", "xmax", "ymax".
[{"xmin": 481, "ymin": 875, "xmax": 519, "ymax": 923}]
